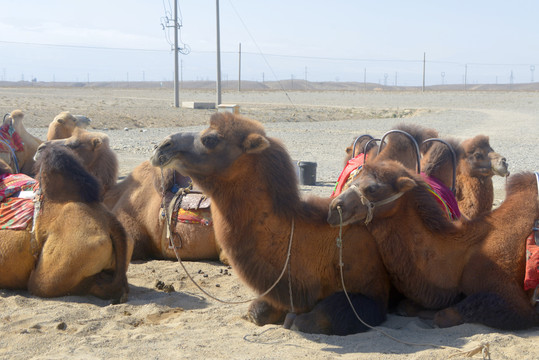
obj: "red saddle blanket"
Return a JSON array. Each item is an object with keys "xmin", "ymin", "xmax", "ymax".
[
  {"xmin": 0, "ymin": 173, "xmax": 38, "ymax": 230},
  {"xmin": 525, "ymin": 230, "xmax": 539, "ymax": 291},
  {"xmin": 331, "ymin": 153, "xmax": 367, "ymax": 197},
  {"xmin": 0, "ymin": 122, "xmax": 24, "ymax": 153}
]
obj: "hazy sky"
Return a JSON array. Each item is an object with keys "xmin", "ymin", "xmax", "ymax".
[{"xmin": 1, "ymin": 1, "xmax": 538, "ymax": 85}]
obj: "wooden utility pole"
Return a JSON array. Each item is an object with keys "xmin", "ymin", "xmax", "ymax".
[
  {"xmin": 422, "ymin": 52, "xmax": 426, "ymax": 92},
  {"xmin": 238, "ymin": 43, "xmax": 241, "ymax": 91},
  {"xmin": 173, "ymin": 0, "xmax": 180, "ymax": 107},
  {"xmin": 215, "ymin": 0, "xmax": 222, "ymax": 106}
]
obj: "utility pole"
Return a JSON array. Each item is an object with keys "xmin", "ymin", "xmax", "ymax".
[
  {"xmin": 238, "ymin": 43, "xmax": 241, "ymax": 91},
  {"xmin": 173, "ymin": 0, "xmax": 180, "ymax": 107},
  {"xmin": 215, "ymin": 0, "xmax": 222, "ymax": 106},
  {"xmin": 422, "ymin": 52, "xmax": 426, "ymax": 92}
]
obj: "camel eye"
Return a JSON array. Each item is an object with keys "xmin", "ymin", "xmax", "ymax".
[
  {"xmin": 67, "ymin": 141, "xmax": 81, "ymax": 149},
  {"xmin": 474, "ymin": 152, "xmax": 484, "ymax": 160},
  {"xmin": 364, "ymin": 184, "xmax": 378, "ymax": 195},
  {"xmin": 202, "ymin": 134, "xmax": 220, "ymax": 149}
]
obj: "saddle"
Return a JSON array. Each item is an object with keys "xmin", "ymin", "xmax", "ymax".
[{"xmin": 160, "ymin": 181, "xmax": 212, "ymax": 251}]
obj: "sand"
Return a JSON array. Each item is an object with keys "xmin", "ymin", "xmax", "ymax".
[{"xmin": 0, "ymin": 86, "xmax": 538, "ymax": 359}]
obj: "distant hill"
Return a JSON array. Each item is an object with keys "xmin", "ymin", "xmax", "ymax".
[{"xmin": 1, "ymin": 80, "xmax": 539, "ymax": 91}]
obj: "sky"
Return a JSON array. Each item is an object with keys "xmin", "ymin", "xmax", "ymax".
[{"xmin": 1, "ymin": 0, "xmax": 538, "ymax": 86}]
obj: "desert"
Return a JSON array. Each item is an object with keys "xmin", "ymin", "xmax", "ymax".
[{"xmin": 0, "ymin": 85, "xmax": 538, "ymax": 359}]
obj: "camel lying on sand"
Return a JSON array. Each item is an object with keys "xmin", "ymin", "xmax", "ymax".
[
  {"xmin": 151, "ymin": 112, "xmax": 391, "ymax": 335},
  {"xmin": 42, "ymin": 128, "xmax": 119, "ymax": 193},
  {"xmin": 104, "ymin": 161, "xmax": 224, "ymax": 262},
  {"xmin": 0, "ymin": 110, "xmax": 42, "ymax": 175},
  {"xmin": 328, "ymin": 159, "xmax": 539, "ymax": 330},
  {"xmin": 420, "ymin": 134, "xmax": 509, "ymax": 218},
  {"xmin": 0, "ymin": 143, "xmax": 131, "ymax": 302},
  {"xmin": 46, "ymin": 111, "xmax": 92, "ymax": 140}
]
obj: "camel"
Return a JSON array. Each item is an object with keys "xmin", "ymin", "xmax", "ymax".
[
  {"xmin": 0, "ymin": 143, "xmax": 131, "ymax": 302},
  {"xmin": 0, "ymin": 110, "xmax": 42, "ymax": 176},
  {"xmin": 150, "ymin": 112, "xmax": 391, "ymax": 335},
  {"xmin": 327, "ymin": 160, "xmax": 539, "ymax": 330},
  {"xmin": 420, "ymin": 135, "xmax": 509, "ymax": 218},
  {"xmin": 46, "ymin": 111, "xmax": 92, "ymax": 140},
  {"xmin": 104, "ymin": 161, "xmax": 224, "ymax": 262},
  {"xmin": 455, "ymin": 135, "xmax": 509, "ymax": 218},
  {"xmin": 42, "ymin": 127, "xmax": 119, "ymax": 193}
]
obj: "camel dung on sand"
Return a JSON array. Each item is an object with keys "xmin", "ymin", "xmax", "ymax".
[
  {"xmin": 0, "ymin": 143, "xmax": 131, "ymax": 302},
  {"xmin": 328, "ymin": 159, "xmax": 539, "ymax": 330},
  {"xmin": 150, "ymin": 112, "xmax": 391, "ymax": 335}
]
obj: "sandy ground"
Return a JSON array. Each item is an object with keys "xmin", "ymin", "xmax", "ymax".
[{"xmin": 1, "ymin": 87, "xmax": 538, "ymax": 359}]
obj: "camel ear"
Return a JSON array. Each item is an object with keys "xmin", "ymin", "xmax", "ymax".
[
  {"xmin": 396, "ymin": 177, "xmax": 416, "ymax": 193},
  {"xmin": 92, "ymin": 138, "xmax": 103, "ymax": 149},
  {"xmin": 242, "ymin": 134, "xmax": 270, "ymax": 154}
]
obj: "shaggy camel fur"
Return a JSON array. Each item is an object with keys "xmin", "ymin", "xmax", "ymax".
[
  {"xmin": 456, "ymin": 135, "xmax": 509, "ymax": 218},
  {"xmin": 46, "ymin": 111, "xmax": 91, "ymax": 140},
  {"xmin": 0, "ymin": 110, "xmax": 43, "ymax": 176},
  {"xmin": 104, "ymin": 161, "xmax": 223, "ymax": 262},
  {"xmin": 151, "ymin": 112, "xmax": 390, "ymax": 335},
  {"xmin": 42, "ymin": 128, "xmax": 119, "ymax": 193},
  {"xmin": 421, "ymin": 135, "xmax": 509, "ymax": 218},
  {"xmin": 328, "ymin": 160, "xmax": 539, "ymax": 330},
  {"xmin": 0, "ymin": 144, "xmax": 131, "ymax": 302}
]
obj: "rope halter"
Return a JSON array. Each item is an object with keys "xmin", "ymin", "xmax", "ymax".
[{"xmin": 349, "ymin": 183, "xmax": 404, "ymax": 225}]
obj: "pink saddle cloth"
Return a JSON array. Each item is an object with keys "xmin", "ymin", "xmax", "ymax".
[
  {"xmin": 525, "ymin": 230, "xmax": 539, "ymax": 291},
  {"xmin": 0, "ymin": 173, "xmax": 38, "ymax": 230},
  {"xmin": 421, "ymin": 173, "xmax": 461, "ymax": 220},
  {"xmin": 0, "ymin": 122, "xmax": 24, "ymax": 153}
]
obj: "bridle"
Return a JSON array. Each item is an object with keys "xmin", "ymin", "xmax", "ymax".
[{"xmin": 348, "ymin": 183, "xmax": 404, "ymax": 225}]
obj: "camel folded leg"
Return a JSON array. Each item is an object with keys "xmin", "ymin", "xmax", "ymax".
[
  {"xmin": 247, "ymin": 298, "xmax": 287, "ymax": 326},
  {"xmin": 290, "ymin": 292, "xmax": 387, "ymax": 335},
  {"xmin": 27, "ymin": 233, "xmax": 121, "ymax": 300},
  {"xmin": 434, "ymin": 291, "xmax": 539, "ymax": 330}
]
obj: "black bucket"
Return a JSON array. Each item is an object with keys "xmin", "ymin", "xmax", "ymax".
[{"xmin": 298, "ymin": 161, "xmax": 317, "ymax": 185}]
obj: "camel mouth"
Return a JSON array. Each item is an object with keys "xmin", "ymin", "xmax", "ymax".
[{"xmin": 150, "ymin": 150, "xmax": 171, "ymax": 168}]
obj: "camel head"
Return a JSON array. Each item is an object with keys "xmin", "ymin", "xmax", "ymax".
[
  {"xmin": 459, "ymin": 135, "xmax": 509, "ymax": 178},
  {"xmin": 39, "ymin": 128, "xmax": 109, "ymax": 165},
  {"xmin": 151, "ymin": 112, "xmax": 270, "ymax": 182},
  {"xmin": 328, "ymin": 160, "xmax": 416, "ymax": 226},
  {"xmin": 47, "ymin": 111, "xmax": 92, "ymax": 141}
]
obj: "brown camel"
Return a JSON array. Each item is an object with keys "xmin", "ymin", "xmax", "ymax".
[
  {"xmin": 150, "ymin": 112, "xmax": 391, "ymax": 335},
  {"xmin": 421, "ymin": 135, "xmax": 509, "ymax": 218},
  {"xmin": 46, "ymin": 111, "xmax": 92, "ymax": 140},
  {"xmin": 0, "ymin": 110, "xmax": 43, "ymax": 176},
  {"xmin": 0, "ymin": 143, "xmax": 131, "ymax": 302},
  {"xmin": 456, "ymin": 135, "xmax": 509, "ymax": 218},
  {"xmin": 42, "ymin": 128, "xmax": 119, "ymax": 193},
  {"xmin": 328, "ymin": 160, "xmax": 539, "ymax": 330},
  {"xmin": 104, "ymin": 161, "xmax": 223, "ymax": 262}
]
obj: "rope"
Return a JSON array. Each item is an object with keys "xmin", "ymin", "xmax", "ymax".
[
  {"xmin": 335, "ymin": 206, "xmax": 489, "ymax": 358},
  {"xmin": 161, "ymin": 169, "xmax": 296, "ymax": 305}
]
